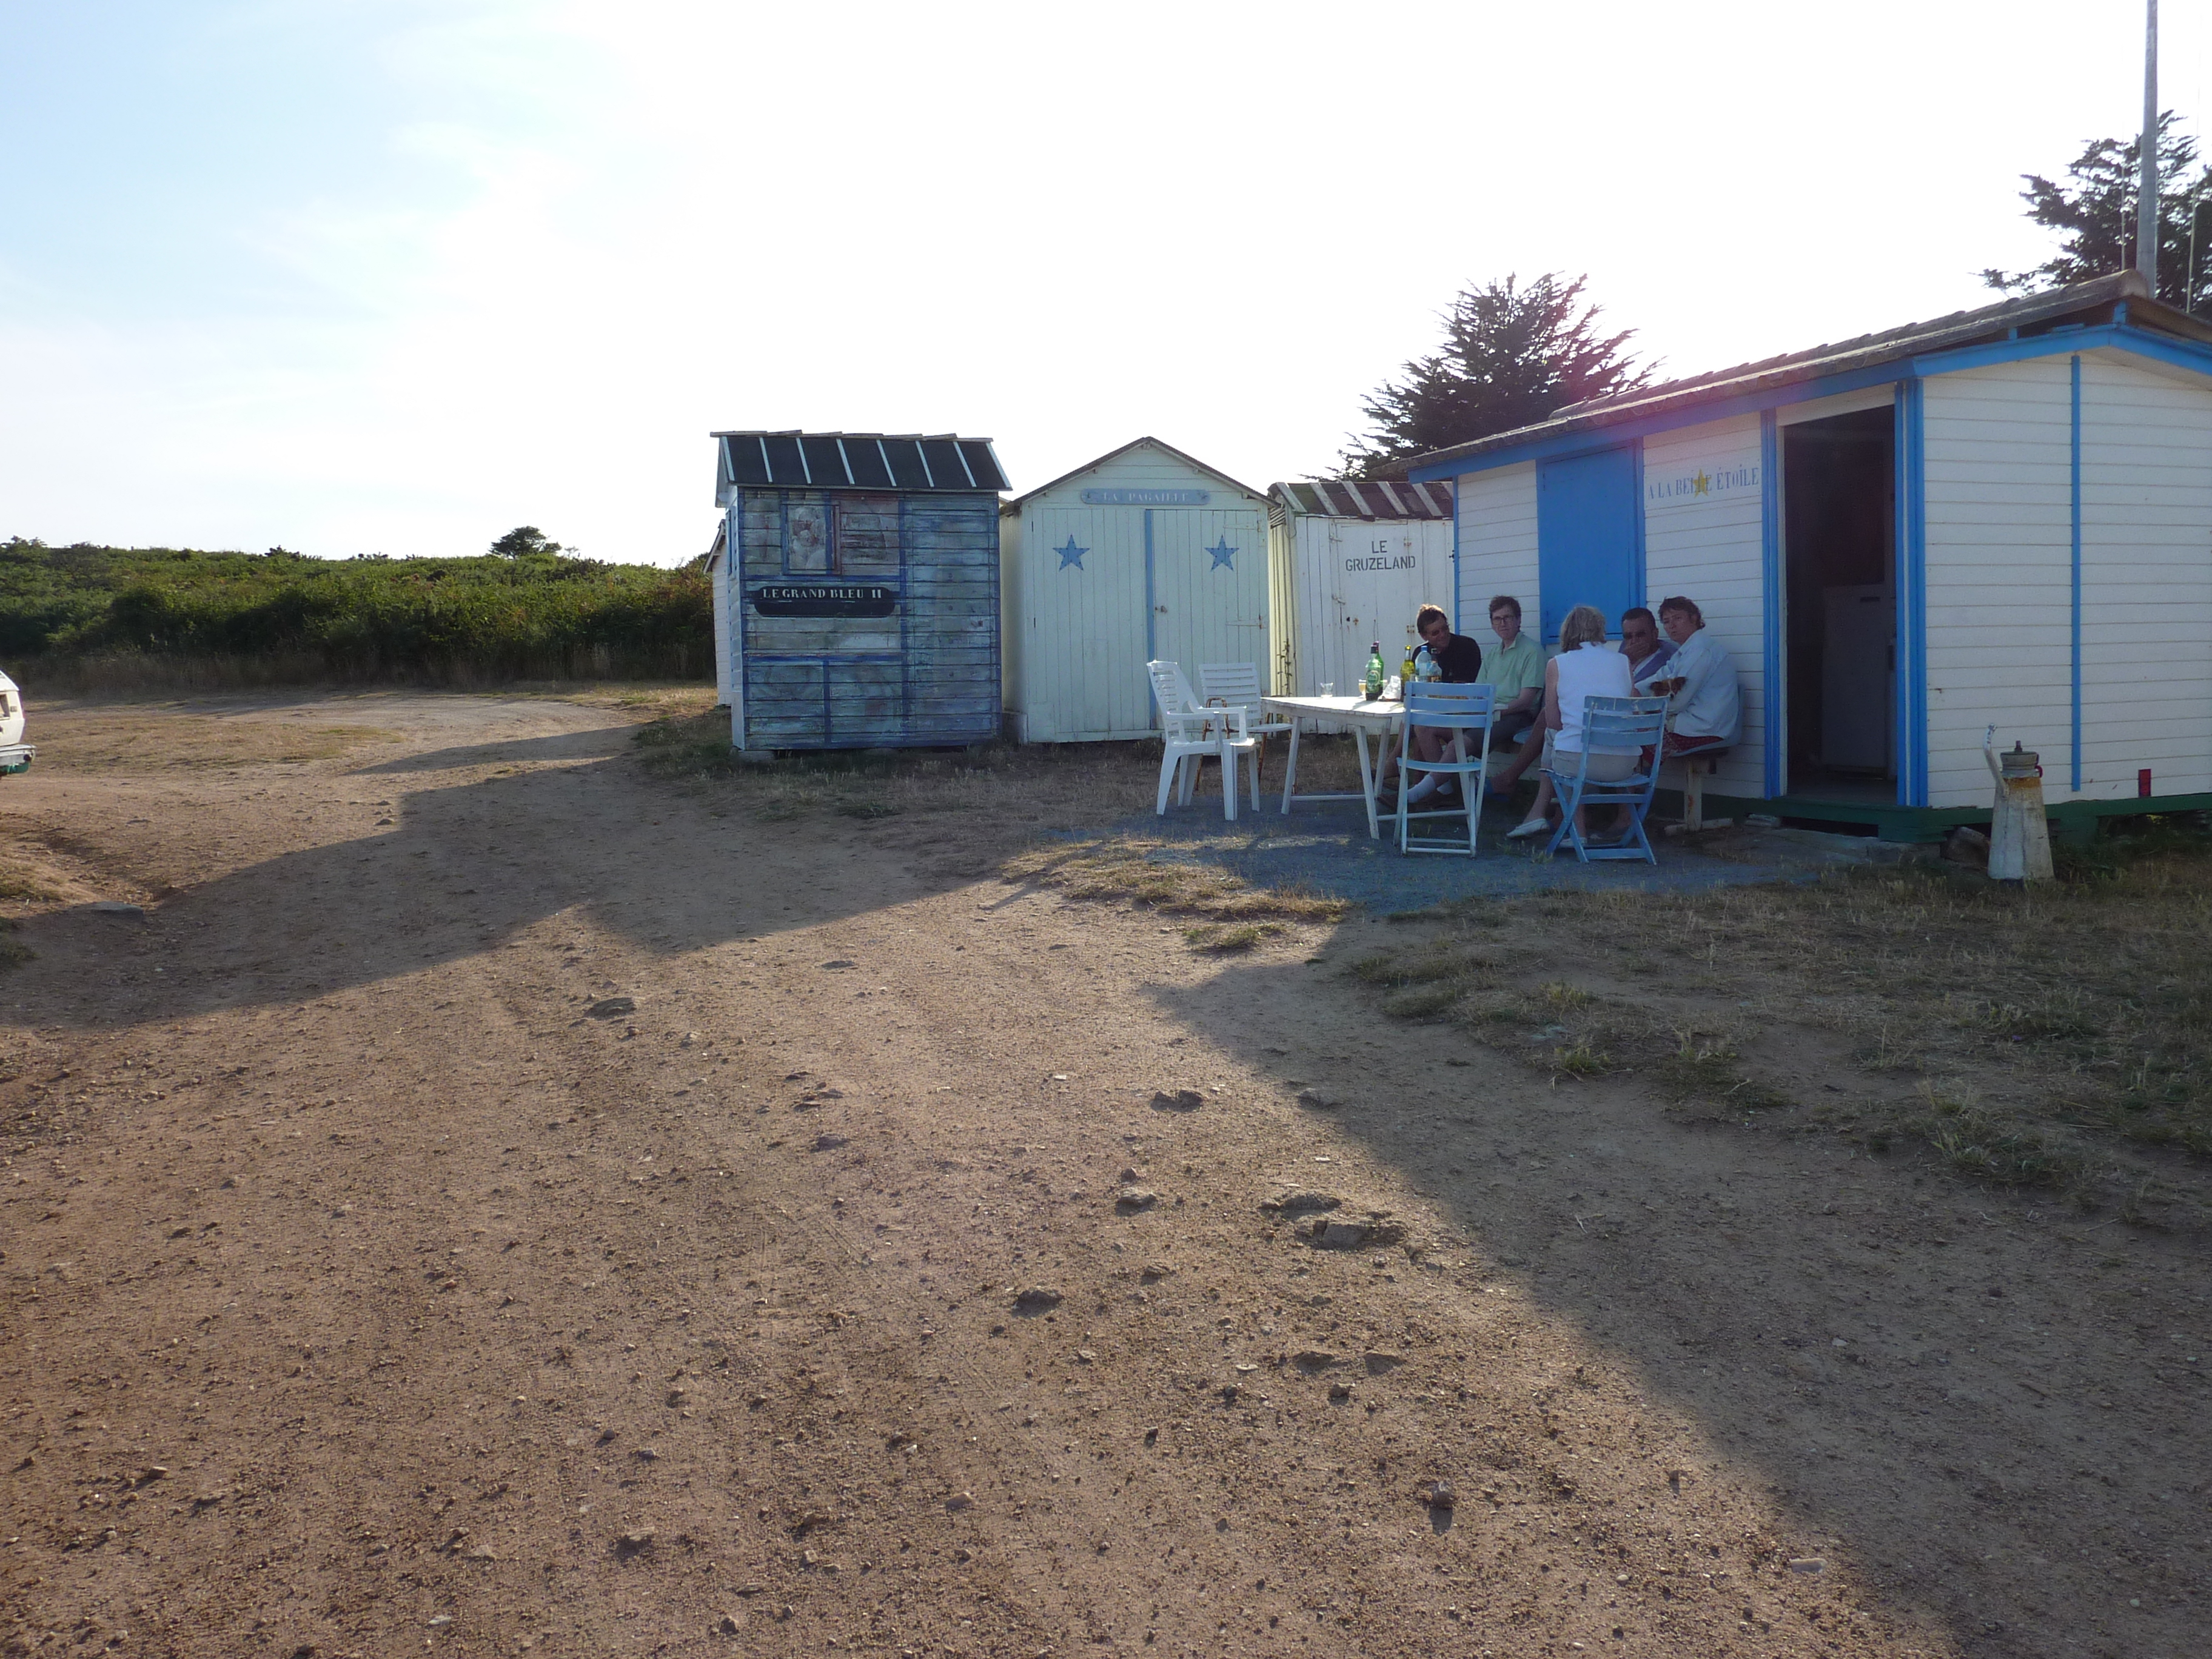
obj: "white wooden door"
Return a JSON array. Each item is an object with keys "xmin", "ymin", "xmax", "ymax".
[
  {"xmin": 1149, "ymin": 508, "xmax": 1269, "ymax": 711},
  {"xmin": 1030, "ymin": 505, "xmax": 1148, "ymax": 738}
]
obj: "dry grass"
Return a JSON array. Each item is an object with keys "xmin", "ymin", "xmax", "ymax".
[
  {"xmin": 1008, "ymin": 839, "xmax": 1348, "ymax": 928},
  {"xmin": 25, "ymin": 709, "xmax": 403, "ymax": 771},
  {"xmin": 1347, "ymin": 820, "xmax": 2212, "ymax": 1219}
]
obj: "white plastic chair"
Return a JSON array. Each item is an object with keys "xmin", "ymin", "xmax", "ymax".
[
  {"xmin": 1541, "ymin": 696, "xmax": 1670, "ymax": 863},
  {"xmin": 1395, "ymin": 681, "xmax": 1495, "ymax": 856},
  {"xmin": 1147, "ymin": 660, "xmax": 1259, "ymax": 820},
  {"xmin": 1198, "ymin": 660, "xmax": 1291, "ymax": 802}
]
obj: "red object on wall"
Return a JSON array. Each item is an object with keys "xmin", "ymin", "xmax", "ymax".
[{"xmin": 2139, "ymin": 768, "xmax": 2154, "ymax": 798}]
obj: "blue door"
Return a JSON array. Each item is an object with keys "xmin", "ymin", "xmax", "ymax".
[{"xmin": 1537, "ymin": 446, "xmax": 1641, "ymax": 645}]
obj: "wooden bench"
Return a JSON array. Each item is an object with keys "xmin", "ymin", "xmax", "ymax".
[{"xmin": 1659, "ymin": 751, "xmax": 1729, "ymax": 833}]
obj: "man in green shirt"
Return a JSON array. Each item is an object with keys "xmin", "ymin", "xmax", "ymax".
[{"xmin": 1479, "ymin": 595, "xmax": 1546, "ymax": 795}]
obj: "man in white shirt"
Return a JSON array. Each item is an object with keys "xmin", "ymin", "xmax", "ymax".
[{"xmin": 1652, "ymin": 596, "xmax": 1739, "ymax": 757}]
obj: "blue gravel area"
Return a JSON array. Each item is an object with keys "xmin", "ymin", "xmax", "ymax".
[{"xmin": 1108, "ymin": 799, "xmax": 1856, "ymax": 911}]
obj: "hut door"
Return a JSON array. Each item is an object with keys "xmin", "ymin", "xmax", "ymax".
[
  {"xmin": 1032, "ymin": 505, "xmax": 1148, "ymax": 737},
  {"xmin": 1148, "ymin": 508, "xmax": 1268, "ymax": 703},
  {"xmin": 1537, "ymin": 447, "xmax": 1641, "ymax": 645}
]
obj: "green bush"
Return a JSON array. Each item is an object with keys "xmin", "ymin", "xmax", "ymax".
[{"xmin": 0, "ymin": 537, "xmax": 712, "ymax": 683}]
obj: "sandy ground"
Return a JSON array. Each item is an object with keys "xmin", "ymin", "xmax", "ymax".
[{"xmin": 1, "ymin": 691, "xmax": 2205, "ymax": 1659}]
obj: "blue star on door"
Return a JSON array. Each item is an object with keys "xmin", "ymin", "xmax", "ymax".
[
  {"xmin": 1056, "ymin": 535, "xmax": 1087, "ymax": 571},
  {"xmin": 1207, "ymin": 535, "xmax": 1236, "ymax": 571}
]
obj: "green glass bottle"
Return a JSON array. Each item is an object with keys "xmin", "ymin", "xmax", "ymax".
[{"xmin": 1364, "ymin": 643, "xmax": 1386, "ymax": 701}]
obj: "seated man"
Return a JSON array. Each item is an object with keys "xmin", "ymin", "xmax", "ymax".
[
  {"xmin": 1475, "ymin": 595, "xmax": 1545, "ymax": 796},
  {"xmin": 1651, "ymin": 595, "xmax": 1740, "ymax": 758},
  {"xmin": 1620, "ymin": 605, "xmax": 1675, "ymax": 690},
  {"xmin": 1382, "ymin": 603, "xmax": 1483, "ymax": 806}
]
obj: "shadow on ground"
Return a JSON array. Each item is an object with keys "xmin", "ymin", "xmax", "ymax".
[{"xmin": 1139, "ymin": 950, "xmax": 2208, "ymax": 1659}]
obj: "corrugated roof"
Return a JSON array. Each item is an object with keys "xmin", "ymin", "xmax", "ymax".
[
  {"xmin": 1407, "ymin": 270, "xmax": 2212, "ymax": 477},
  {"xmin": 1270, "ymin": 478, "xmax": 1455, "ymax": 520},
  {"xmin": 712, "ymin": 431, "xmax": 1010, "ymax": 492}
]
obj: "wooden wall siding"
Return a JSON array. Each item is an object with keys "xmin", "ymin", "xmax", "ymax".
[
  {"xmin": 2078, "ymin": 351, "xmax": 2212, "ymax": 798},
  {"xmin": 1453, "ymin": 463, "xmax": 1540, "ymax": 652},
  {"xmin": 1641, "ymin": 415, "xmax": 1768, "ymax": 797},
  {"xmin": 1922, "ymin": 358, "xmax": 2075, "ymax": 806},
  {"xmin": 1007, "ymin": 440, "xmax": 1269, "ymax": 742},
  {"xmin": 1275, "ymin": 515, "xmax": 1452, "ymax": 706},
  {"xmin": 1019, "ymin": 505, "xmax": 1150, "ymax": 739},
  {"xmin": 735, "ymin": 487, "xmax": 999, "ymax": 749},
  {"xmin": 711, "ymin": 524, "xmax": 734, "ymax": 708}
]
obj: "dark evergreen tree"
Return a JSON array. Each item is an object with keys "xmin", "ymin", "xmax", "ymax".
[
  {"xmin": 1338, "ymin": 273, "xmax": 1651, "ymax": 480},
  {"xmin": 489, "ymin": 525, "xmax": 565, "ymax": 560},
  {"xmin": 1983, "ymin": 112, "xmax": 2212, "ymax": 311}
]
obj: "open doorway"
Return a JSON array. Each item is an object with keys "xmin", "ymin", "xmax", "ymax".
[{"xmin": 1782, "ymin": 406, "xmax": 1895, "ymax": 799}]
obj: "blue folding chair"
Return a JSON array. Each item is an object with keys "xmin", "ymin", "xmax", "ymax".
[
  {"xmin": 1396, "ymin": 681, "xmax": 1495, "ymax": 856},
  {"xmin": 1541, "ymin": 695, "xmax": 1670, "ymax": 863}
]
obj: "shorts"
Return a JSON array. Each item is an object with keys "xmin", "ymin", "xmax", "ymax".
[
  {"xmin": 1492, "ymin": 708, "xmax": 1539, "ymax": 748},
  {"xmin": 1541, "ymin": 733, "xmax": 1638, "ymax": 783},
  {"xmin": 1661, "ymin": 731, "xmax": 1731, "ymax": 760}
]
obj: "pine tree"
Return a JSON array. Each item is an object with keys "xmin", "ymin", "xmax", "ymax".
[
  {"xmin": 1338, "ymin": 273, "xmax": 1650, "ymax": 480},
  {"xmin": 1983, "ymin": 113, "xmax": 2212, "ymax": 311}
]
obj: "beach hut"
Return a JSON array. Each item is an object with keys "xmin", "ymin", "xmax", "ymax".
[
  {"xmin": 1409, "ymin": 270, "xmax": 2212, "ymax": 840},
  {"xmin": 712, "ymin": 430, "xmax": 1011, "ymax": 751},
  {"xmin": 703, "ymin": 521, "xmax": 733, "ymax": 708},
  {"xmin": 1000, "ymin": 437, "xmax": 1269, "ymax": 743},
  {"xmin": 1266, "ymin": 477, "xmax": 1456, "ymax": 702}
]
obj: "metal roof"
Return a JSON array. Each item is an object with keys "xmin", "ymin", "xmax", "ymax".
[
  {"xmin": 713, "ymin": 431, "xmax": 1010, "ymax": 492},
  {"xmin": 1407, "ymin": 270, "xmax": 2212, "ymax": 477},
  {"xmin": 1270, "ymin": 478, "xmax": 1454, "ymax": 520}
]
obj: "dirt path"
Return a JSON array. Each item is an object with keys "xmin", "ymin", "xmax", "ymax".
[{"xmin": 1, "ymin": 693, "xmax": 2203, "ymax": 1659}]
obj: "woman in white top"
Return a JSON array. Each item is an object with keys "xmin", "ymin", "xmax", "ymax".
[{"xmin": 1506, "ymin": 605, "xmax": 1636, "ymax": 841}]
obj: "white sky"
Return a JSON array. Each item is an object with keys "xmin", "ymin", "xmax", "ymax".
[{"xmin": 1, "ymin": 1, "xmax": 2205, "ymax": 564}]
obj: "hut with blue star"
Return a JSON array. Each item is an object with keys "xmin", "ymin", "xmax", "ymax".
[
  {"xmin": 999, "ymin": 437, "xmax": 1269, "ymax": 743},
  {"xmin": 1410, "ymin": 270, "xmax": 2212, "ymax": 842},
  {"xmin": 711, "ymin": 431, "xmax": 1010, "ymax": 751}
]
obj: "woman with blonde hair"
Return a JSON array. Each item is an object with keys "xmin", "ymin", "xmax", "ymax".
[{"xmin": 1505, "ymin": 605, "xmax": 1637, "ymax": 842}]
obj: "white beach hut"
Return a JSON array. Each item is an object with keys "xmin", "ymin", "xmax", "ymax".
[
  {"xmin": 1000, "ymin": 437, "xmax": 1269, "ymax": 743},
  {"xmin": 1410, "ymin": 270, "xmax": 2212, "ymax": 841},
  {"xmin": 1266, "ymin": 477, "xmax": 1457, "ymax": 702}
]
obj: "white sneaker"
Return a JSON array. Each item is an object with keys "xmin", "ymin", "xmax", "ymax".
[{"xmin": 1506, "ymin": 817, "xmax": 1549, "ymax": 840}]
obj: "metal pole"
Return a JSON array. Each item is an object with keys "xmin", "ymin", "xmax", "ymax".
[{"xmin": 2140, "ymin": 0, "xmax": 2160, "ymax": 287}]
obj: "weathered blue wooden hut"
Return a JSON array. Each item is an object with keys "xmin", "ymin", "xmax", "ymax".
[{"xmin": 712, "ymin": 430, "xmax": 1011, "ymax": 751}]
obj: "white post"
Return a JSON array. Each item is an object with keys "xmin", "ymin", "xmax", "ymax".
[{"xmin": 2140, "ymin": 0, "xmax": 2160, "ymax": 287}]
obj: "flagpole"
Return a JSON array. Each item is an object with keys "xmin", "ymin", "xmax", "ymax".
[{"xmin": 2140, "ymin": 0, "xmax": 2160, "ymax": 286}]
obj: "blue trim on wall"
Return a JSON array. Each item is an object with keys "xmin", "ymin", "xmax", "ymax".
[
  {"xmin": 2070, "ymin": 354, "xmax": 2084, "ymax": 793},
  {"xmin": 1909, "ymin": 321, "xmax": 2212, "ymax": 381},
  {"xmin": 1409, "ymin": 361, "xmax": 1913, "ymax": 482},
  {"xmin": 1758, "ymin": 409, "xmax": 1783, "ymax": 797},
  {"xmin": 1408, "ymin": 322, "xmax": 2212, "ymax": 486},
  {"xmin": 1894, "ymin": 380, "xmax": 1929, "ymax": 808}
]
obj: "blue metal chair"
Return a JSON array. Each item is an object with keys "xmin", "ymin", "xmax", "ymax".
[
  {"xmin": 1541, "ymin": 696, "xmax": 1670, "ymax": 863},
  {"xmin": 1396, "ymin": 681, "xmax": 1496, "ymax": 856}
]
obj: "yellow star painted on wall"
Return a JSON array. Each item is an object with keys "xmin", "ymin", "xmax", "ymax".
[{"xmin": 1691, "ymin": 471, "xmax": 1711, "ymax": 496}]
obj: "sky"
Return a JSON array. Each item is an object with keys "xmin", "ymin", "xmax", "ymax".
[{"xmin": 2, "ymin": 0, "xmax": 2207, "ymax": 566}]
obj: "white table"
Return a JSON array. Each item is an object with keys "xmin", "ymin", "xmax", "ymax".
[{"xmin": 1263, "ymin": 695, "xmax": 1408, "ymax": 839}]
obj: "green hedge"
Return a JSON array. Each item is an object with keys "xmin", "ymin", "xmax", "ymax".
[{"xmin": 0, "ymin": 539, "xmax": 713, "ymax": 682}]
